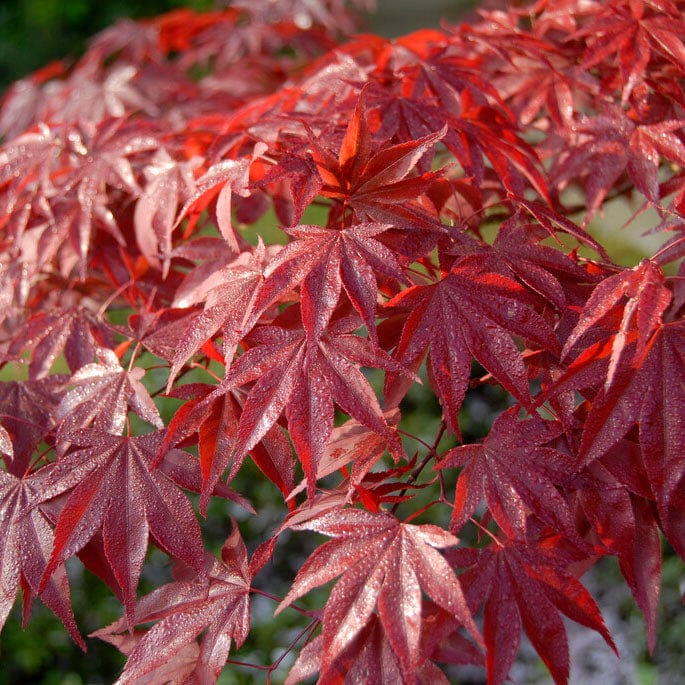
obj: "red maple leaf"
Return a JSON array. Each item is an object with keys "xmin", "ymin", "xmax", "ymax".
[
  {"xmin": 117, "ymin": 306, "xmax": 205, "ymax": 365},
  {"xmin": 8, "ymin": 307, "xmax": 110, "ymax": 380},
  {"xmin": 2, "ymin": 2, "xmax": 685, "ymax": 681},
  {"xmin": 160, "ymin": 382, "xmax": 293, "ymax": 514},
  {"xmin": 54, "ymin": 347, "xmax": 163, "ymax": 439},
  {"xmin": 276, "ymin": 508, "xmax": 482, "ymax": 681},
  {"xmin": 213, "ymin": 311, "xmax": 404, "ymax": 497},
  {"xmin": 92, "ymin": 521, "xmax": 250, "ymax": 684},
  {"xmin": 39, "ymin": 430, "xmax": 208, "ymax": 621},
  {"xmin": 0, "ymin": 426, "xmax": 12, "ymax": 458},
  {"xmin": 566, "ymin": 321, "xmax": 685, "ymax": 556},
  {"xmin": 436, "ymin": 408, "xmax": 579, "ymax": 539},
  {"xmin": 285, "ymin": 409, "xmax": 401, "ymax": 503},
  {"xmin": 0, "ymin": 465, "xmax": 84, "ymax": 648},
  {"xmin": 307, "ymin": 85, "xmax": 447, "ymax": 222},
  {"xmin": 133, "ymin": 149, "xmax": 200, "ymax": 275},
  {"xmin": 0, "ymin": 376, "xmax": 65, "ymax": 475},
  {"xmin": 482, "ymin": 214, "xmax": 597, "ymax": 310},
  {"xmin": 0, "ymin": 125, "xmax": 62, "ymax": 223},
  {"xmin": 167, "ymin": 243, "xmax": 268, "ymax": 386},
  {"xmin": 384, "ymin": 256, "xmax": 560, "ymax": 437},
  {"xmin": 173, "ymin": 141, "xmax": 267, "ymax": 254},
  {"xmin": 285, "ymin": 613, "xmax": 458, "ymax": 685},
  {"xmin": 574, "ymin": 0, "xmax": 685, "ymax": 101},
  {"xmin": 578, "ymin": 457, "xmax": 662, "ymax": 650},
  {"xmin": 255, "ymin": 222, "xmax": 407, "ymax": 343},
  {"xmin": 552, "ymin": 107, "xmax": 685, "ymax": 219},
  {"xmin": 562, "ymin": 259, "xmax": 672, "ymax": 387},
  {"xmin": 452, "ymin": 534, "xmax": 616, "ymax": 685},
  {"xmin": 55, "ymin": 118, "xmax": 159, "ymax": 273},
  {"xmin": 484, "ymin": 50, "xmax": 594, "ymax": 129},
  {"xmin": 364, "ymin": 43, "xmax": 550, "ymax": 199}
]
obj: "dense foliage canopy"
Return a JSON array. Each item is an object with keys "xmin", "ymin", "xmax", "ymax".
[{"xmin": 1, "ymin": 0, "xmax": 684, "ymax": 682}]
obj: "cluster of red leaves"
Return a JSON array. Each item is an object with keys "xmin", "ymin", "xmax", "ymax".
[{"xmin": 1, "ymin": 0, "xmax": 684, "ymax": 683}]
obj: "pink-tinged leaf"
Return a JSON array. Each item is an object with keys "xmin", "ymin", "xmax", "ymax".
[
  {"xmin": 0, "ymin": 466, "xmax": 84, "ymax": 648},
  {"xmin": 175, "ymin": 141, "xmax": 267, "ymax": 253},
  {"xmin": 167, "ymin": 245, "xmax": 267, "ymax": 388},
  {"xmin": 169, "ymin": 236, "xmax": 239, "ymax": 308},
  {"xmin": 40, "ymin": 431, "xmax": 206, "ymax": 623},
  {"xmin": 0, "ymin": 426, "xmax": 12, "ymax": 458},
  {"xmin": 55, "ymin": 119, "xmax": 159, "ymax": 273},
  {"xmin": 0, "ymin": 124, "xmax": 61, "ymax": 196},
  {"xmin": 96, "ymin": 631, "xmax": 199, "ymax": 685},
  {"xmin": 276, "ymin": 509, "xmax": 481, "ymax": 681},
  {"xmin": 92, "ymin": 523, "xmax": 250, "ymax": 685},
  {"xmin": 221, "ymin": 325, "xmax": 307, "ymax": 472},
  {"xmin": 553, "ymin": 106, "xmax": 685, "ymax": 219},
  {"xmin": 8, "ymin": 308, "xmax": 109, "ymax": 380},
  {"xmin": 119, "ymin": 307, "xmax": 204, "ymax": 364},
  {"xmin": 134, "ymin": 150, "xmax": 200, "ymax": 276},
  {"xmin": 54, "ymin": 347, "xmax": 163, "ymax": 439},
  {"xmin": 286, "ymin": 409, "xmax": 400, "ymax": 501}
]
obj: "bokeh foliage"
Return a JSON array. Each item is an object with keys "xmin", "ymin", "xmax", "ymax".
[{"xmin": 0, "ymin": 0, "xmax": 214, "ymax": 87}]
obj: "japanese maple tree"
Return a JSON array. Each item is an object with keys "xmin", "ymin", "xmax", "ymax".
[{"xmin": 1, "ymin": 0, "xmax": 684, "ymax": 682}]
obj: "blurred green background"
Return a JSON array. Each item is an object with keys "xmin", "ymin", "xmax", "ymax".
[
  {"xmin": 0, "ymin": 0, "xmax": 479, "ymax": 87},
  {"xmin": 0, "ymin": 0, "xmax": 210, "ymax": 87}
]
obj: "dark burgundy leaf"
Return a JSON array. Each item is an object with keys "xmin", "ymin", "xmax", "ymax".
[
  {"xmin": 436, "ymin": 408, "xmax": 579, "ymax": 539},
  {"xmin": 385, "ymin": 256, "xmax": 559, "ymax": 437},
  {"xmin": 456, "ymin": 535, "xmax": 616, "ymax": 685},
  {"xmin": 0, "ymin": 376, "xmax": 65, "ymax": 475}
]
